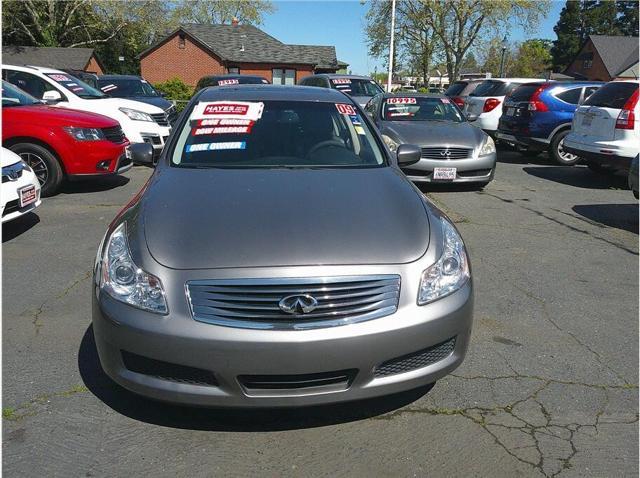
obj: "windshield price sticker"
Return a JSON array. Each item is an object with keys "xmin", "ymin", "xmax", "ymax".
[
  {"xmin": 186, "ymin": 141, "xmax": 246, "ymax": 152},
  {"xmin": 441, "ymin": 98, "xmax": 450, "ymax": 104},
  {"xmin": 336, "ymin": 103, "xmax": 356, "ymax": 115},
  {"xmin": 218, "ymin": 79, "xmax": 240, "ymax": 86},
  {"xmin": 191, "ymin": 101, "xmax": 264, "ymax": 122},
  {"xmin": 386, "ymin": 97, "xmax": 416, "ymax": 104},
  {"xmin": 332, "ymin": 78, "xmax": 352, "ymax": 84},
  {"xmin": 47, "ymin": 74, "xmax": 71, "ymax": 82}
]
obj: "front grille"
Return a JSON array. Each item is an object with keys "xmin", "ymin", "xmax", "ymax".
[
  {"xmin": 186, "ymin": 275, "xmax": 401, "ymax": 330},
  {"xmin": 238, "ymin": 369, "xmax": 357, "ymax": 392},
  {"xmin": 141, "ymin": 134, "xmax": 162, "ymax": 145},
  {"xmin": 2, "ymin": 162, "xmax": 25, "ymax": 183},
  {"xmin": 421, "ymin": 147, "xmax": 472, "ymax": 160},
  {"xmin": 374, "ymin": 337, "xmax": 456, "ymax": 377},
  {"xmin": 102, "ymin": 126, "xmax": 126, "ymax": 143},
  {"xmin": 121, "ymin": 350, "xmax": 218, "ymax": 386},
  {"xmin": 150, "ymin": 112, "xmax": 169, "ymax": 126},
  {"xmin": 457, "ymin": 169, "xmax": 492, "ymax": 178}
]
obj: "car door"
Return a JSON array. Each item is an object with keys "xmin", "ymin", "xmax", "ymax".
[{"xmin": 4, "ymin": 70, "xmax": 66, "ymax": 102}]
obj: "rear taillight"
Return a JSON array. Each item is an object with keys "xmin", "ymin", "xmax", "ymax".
[
  {"xmin": 615, "ymin": 88, "xmax": 639, "ymax": 130},
  {"xmin": 452, "ymin": 96, "xmax": 465, "ymax": 107},
  {"xmin": 528, "ymin": 84, "xmax": 550, "ymax": 112},
  {"xmin": 483, "ymin": 98, "xmax": 501, "ymax": 112}
]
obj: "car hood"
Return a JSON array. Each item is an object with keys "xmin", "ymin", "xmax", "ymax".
[
  {"xmin": 1, "ymin": 147, "xmax": 22, "ymax": 168},
  {"xmin": 381, "ymin": 120, "xmax": 485, "ymax": 148},
  {"xmin": 116, "ymin": 96, "xmax": 173, "ymax": 111},
  {"xmin": 142, "ymin": 167, "xmax": 430, "ymax": 269},
  {"xmin": 95, "ymin": 97, "xmax": 165, "ymax": 114},
  {"xmin": 3, "ymin": 104, "xmax": 118, "ymax": 127}
]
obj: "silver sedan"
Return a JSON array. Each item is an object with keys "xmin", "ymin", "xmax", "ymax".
[
  {"xmin": 92, "ymin": 85, "xmax": 473, "ymax": 407},
  {"xmin": 364, "ymin": 93, "xmax": 497, "ymax": 185}
]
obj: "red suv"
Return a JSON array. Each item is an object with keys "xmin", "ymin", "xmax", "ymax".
[{"xmin": 2, "ymin": 80, "xmax": 131, "ymax": 196}]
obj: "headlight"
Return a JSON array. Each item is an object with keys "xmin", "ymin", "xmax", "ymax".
[
  {"xmin": 63, "ymin": 127, "xmax": 105, "ymax": 141},
  {"xmin": 479, "ymin": 135, "xmax": 496, "ymax": 155},
  {"xmin": 418, "ymin": 217, "xmax": 470, "ymax": 305},
  {"xmin": 119, "ymin": 107, "xmax": 153, "ymax": 122},
  {"xmin": 98, "ymin": 222, "xmax": 168, "ymax": 314},
  {"xmin": 382, "ymin": 134, "xmax": 399, "ymax": 152}
]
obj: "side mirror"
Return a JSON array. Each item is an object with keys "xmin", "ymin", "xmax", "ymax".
[
  {"xmin": 159, "ymin": 91, "xmax": 168, "ymax": 98},
  {"xmin": 396, "ymin": 144, "xmax": 421, "ymax": 167},
  {"xmin": 466, "ymin": 113, "xmax": 478, "ymax": 122},
  {"xmin": 127, "ymin": 143, "xmax": 154, "ymax": 166},
  {"xmin": 42, "ymin": 90, "xmax": 62, "ymax": 104}
]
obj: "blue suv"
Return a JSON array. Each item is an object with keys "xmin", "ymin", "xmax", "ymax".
[{"xmin": 496, "ymin": 81, "xmax": 602, "ymax": 165}]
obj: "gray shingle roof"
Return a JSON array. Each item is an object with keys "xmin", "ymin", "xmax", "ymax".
[
  {"xmin": 2, "ymin": 45, "xmax": 98, "ymax": 70},
  {"xmin": 141, "ymin": 24, "xmax": 344, "ymax": 69},
  {"xmin": 589, "ymin": 35, "xmax": 639, "ymax": 77}
]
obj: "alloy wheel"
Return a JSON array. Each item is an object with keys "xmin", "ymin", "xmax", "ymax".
[
  {"xmin": 557, "ymin": 138, "xmax": 578, "ymax": 163},
  {"xmin": 20, "ymin": 152, "xmax": 49, "ymax": 186}
]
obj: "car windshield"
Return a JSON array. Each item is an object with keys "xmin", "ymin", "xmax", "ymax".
[
  {"xmin": 172, "ymin": 99, "xmax": 386, "ymax": 168},
  {"xmin": 2, "ymin": 80, "xmax": 41, "ymax": 107},
  {"xmin": 330, "ymin": 78, "xmax": 384, "ymax": 97},
  {"xmin": 470, "ymin": 80, "xmax": 512, "ymax": 97},
  {"xmin": 97, "ymin": 78, "xmax": 159, "ymax": 97},
  {"xmin": 45, "ymin": 73, "xmax": 106, "ymax": 99},
  {"xmin": 382, "ymin": 96, "xmax": 465, "ymax": 122},
  {"xmin": 583, "ymin": 82, "xmax": 638, "ymax": 109}
]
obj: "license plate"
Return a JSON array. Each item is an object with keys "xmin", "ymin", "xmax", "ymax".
[
  {"xmin": 433, "ymin": 167, "xmax": 456, "ymax": 181},
  {"xmin": 582, "ymin": 115, "xmax": 593, "ymax": 127},
  {"xmin": 19, "ymin": 185, "xmax": 37, "ymax": 207},
  {"xmin": 506, "ymin": 107, "xmax": 515, "ymax": 116}
]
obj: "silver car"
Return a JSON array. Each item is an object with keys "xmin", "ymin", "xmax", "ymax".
[
  {"xmin": 365, "ymin": 93, "xmax": 497, "ymax": 185},
  {"xmin": 92, "ymin": 85, "xmax": 474, "ymax": 407}
]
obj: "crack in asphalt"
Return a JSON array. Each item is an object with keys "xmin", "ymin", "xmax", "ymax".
[
  {"xmin": 29, "ymin": 269, "xmax": 92, "ymax": 335},
  {"xmin": 3, "ymin": 385, "xmax": 89, "ymax": 422},
  {"xmin": 373, "ymin": 375, "xmax": 638, "ymax": 477}
]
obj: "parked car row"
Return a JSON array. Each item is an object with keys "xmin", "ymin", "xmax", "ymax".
[{"xmin": 1, "ymin": 65, "xmax": 164, "ymax": 199}]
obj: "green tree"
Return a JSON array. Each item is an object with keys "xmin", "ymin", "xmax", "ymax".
[
  {"xmin": 510, "ymin": 39, "xmax": 552, "ymax": 77},
  {"xmin": 616, "ymin": 0, "xmax": 639, "ymax": 35},
  {"xmin": 173, "ymin": 0, "xmax": 275, "ymax": 25},
  {"xmin": 153, "ymin": 77, "xmax": 194, "ymax": 112},
  {"xmin": 480, "ymin": 37, "xmax": 516, "ymax": 77},
  {"xmin": 550, "ymin": 1, "xmax": 583, "ymax": 71}
]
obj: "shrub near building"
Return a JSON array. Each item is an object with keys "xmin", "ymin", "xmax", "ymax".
[{"xmin": 153, "ymin": 77, "xmax": 194, "ymax": 112}]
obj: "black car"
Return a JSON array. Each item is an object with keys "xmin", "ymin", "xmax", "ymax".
[
  {"xmin": 96, "ymin": 74, "xmax": 177, "ymax": 124},
  {"xmin": 195, "ymin": 74, "xmax": 269, "ymax": 92}
]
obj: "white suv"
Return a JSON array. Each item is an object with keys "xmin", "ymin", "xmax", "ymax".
[
  {"xmin": 2, "ymin": 65, "xmax": 171, "ymax": 156},
  {"xmin": 463, "ymin": 78, "xmax": 540, "ymax": 135},
  {"xmin": 564, "ymin": 80, "xmax": 639, "ymax": 173}
]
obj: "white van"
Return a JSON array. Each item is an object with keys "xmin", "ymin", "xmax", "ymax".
[{"xmin": 2, "ymin": 65, "xmax": 171, "ymax": 157}]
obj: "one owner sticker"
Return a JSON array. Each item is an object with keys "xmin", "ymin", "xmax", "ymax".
[{"xmin": 186, "ymin": 141, "xmax": 246, "ymax": 152}]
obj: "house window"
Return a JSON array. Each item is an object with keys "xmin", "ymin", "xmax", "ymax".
[
  {"xmin": 178, "ymin": 33, "xmax": 186, "ymax": 49},
  {"xmin": 583, "ymin": 60, "xmax": 592, "ymax": 69},
  {"xmin": 272, "ymin": 68, "xmax": 296, "ymax": 85},
  {"xmin": 228, "ymin": 67, "xmax": 240, "ymax": 74}
]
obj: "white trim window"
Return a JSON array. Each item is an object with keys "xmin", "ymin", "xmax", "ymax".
[{"xmin": 273, "ymin": 68, "xmax": 296, "ymax": 85}]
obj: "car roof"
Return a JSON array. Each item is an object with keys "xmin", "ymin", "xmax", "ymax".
[
  {"xmin": 311, "ymin": 73, "xmax": 374, "ymax": 80},
  {"xmin": 382, "ymin": 92, "xmax": 446, "ymax": 99},
  {"xmin": 97, "ymin": 74, "xmax": 143, "ymax": 80},
  {"xmin": 200, "ymin": 74, "xmax": 265, "ymax": 80},
  {"xmin": 198, "ymin": 84, "xmax": 352, "ymax": 102},
  {"xmin": 2, "ymin": 64, "xmax": 62, "ymax": 74}
]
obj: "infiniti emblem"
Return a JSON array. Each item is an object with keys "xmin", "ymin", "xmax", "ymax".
[
  {"xmin": 278, "ymin": 294, "xmax": 318, "ymax": 314},
  {"xmin": 440, "ymin": 149, "xmax": 451, "ymax": 157}
]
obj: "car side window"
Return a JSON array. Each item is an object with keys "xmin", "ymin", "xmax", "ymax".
[
  {"xmin": 556, "ymin": 87, "xmax": 582, "ymax": 105},
  {"xmin": 582, "ymin": 86, "xmax": 599, "ymax": 103},
  {"xmin": 5, "ymin": 70, "xmax": 62, "ymax": 100}
]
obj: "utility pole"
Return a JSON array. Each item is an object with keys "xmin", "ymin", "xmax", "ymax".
[
  {"xmin": 499, "ymin": 34, "xmax": 508, "ymax": 78},
  {"xmin": 387, "ymin": 0, "xmax": 396, "ymax": 92}
]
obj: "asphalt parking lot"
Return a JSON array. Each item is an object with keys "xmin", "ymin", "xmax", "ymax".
[{"xmin": 3, "ymin": 148, "xmax": 638, "ymax": 477}]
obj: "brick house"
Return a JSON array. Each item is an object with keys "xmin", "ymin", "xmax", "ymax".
[
  {"xmin": 564, "ymin": 35, "xmax": 639, "ymax": 81},
  {"xmin": 137, "ymin": 22, "xmax": 347, "ymax": 86},
  {"xmin": 2, "ymin": 46, "xmax": 105, "ymax": 74}
]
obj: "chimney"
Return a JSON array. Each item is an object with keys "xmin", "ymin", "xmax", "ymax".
[{"xmin": 232, "ymin": 17, "xmax": 239, "ymax": 26}]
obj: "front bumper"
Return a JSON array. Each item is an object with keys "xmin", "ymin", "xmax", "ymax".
[
  {"xmin": 402, "ymin": 153, "xmax": 496, "ymax": 184},
  {"xmin": 92, "ymin": 281, "xmax": 473, "ymax": 407},
  {"xmin": 1, "ymin": 167, "xmax": 41, "ymax": 223},
  {"xmin": 67, "ymin": 151, "xmax": 133, "ymax": 180}
]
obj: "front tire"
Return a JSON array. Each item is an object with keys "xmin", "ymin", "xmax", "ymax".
[
  {"xmin": 9, "ymin": 143, "xmax": 63, "ymax": 197},
  {"xmin": 550, "ymin": 130, "xmax": 579, "ymax": 165}
]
